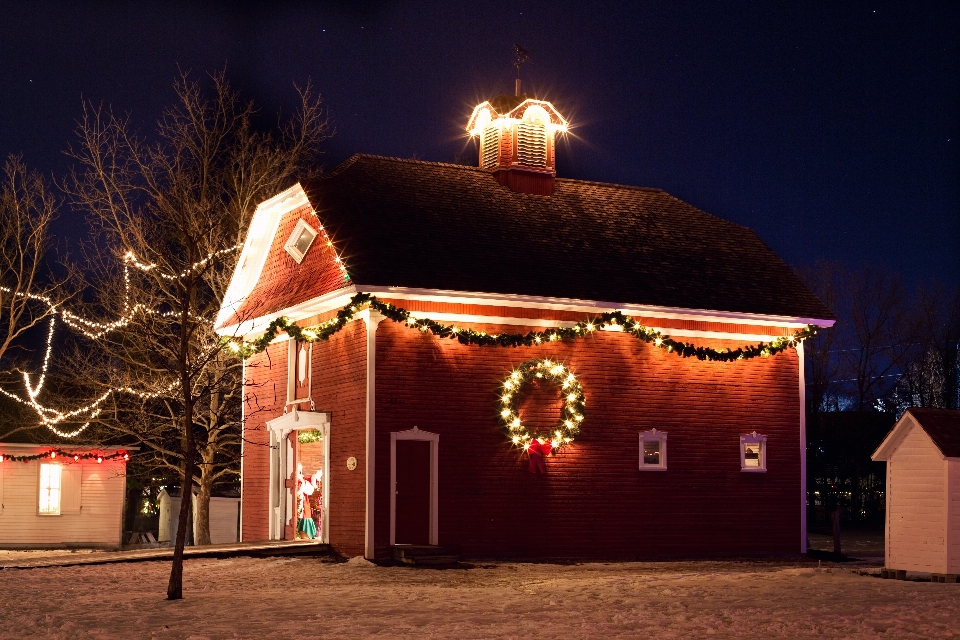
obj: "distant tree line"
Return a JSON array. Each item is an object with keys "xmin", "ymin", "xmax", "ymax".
[{"xmin": 799, "ymin": 261, "xmax": 960, "ymax": 530}]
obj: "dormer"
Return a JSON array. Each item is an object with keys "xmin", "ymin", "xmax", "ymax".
[{"xmin": 467, "ymin": 96, "xmax": 567, "ymax": 196}]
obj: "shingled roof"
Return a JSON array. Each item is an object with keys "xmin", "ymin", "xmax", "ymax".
[
  {"xmin": 294, "ymin": 154, "xmax": 833, "ymax": 320},
  {"xmin": 904, "ymin": 408, "xmax": 960, "ymax": 458}
]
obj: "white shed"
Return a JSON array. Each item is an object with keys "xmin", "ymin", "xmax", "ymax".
[
  {"xmin": 0, "ymin": 444, "xmax": 129, "ymax": 548},
  {"xmin": 158, "ymin": 487, "xmax": 240, "ymax": 545},
  {"xmin": 872, "ymin": 408, "xmax": 960, "ymax": 575}
]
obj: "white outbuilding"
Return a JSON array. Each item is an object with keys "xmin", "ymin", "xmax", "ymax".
[
  {"xmin": 0, "ymin": 444, "xmax": 129, "ymax": 548},
  {"xmin": 872, "ymin": 408, "xmax": 960, "ymax": 575},
  {"xmin": 158, "ymin": 487, "xmax": 240, "ymax": 545}
]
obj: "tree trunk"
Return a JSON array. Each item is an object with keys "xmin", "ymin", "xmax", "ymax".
[
  {"xmin": 194, "ymin": 454, "xmax": 215, "ymax": 546},
  {"xmin": 832, "ymin": 509, "xmax": 842, "ymax": 556},
  {"xmin": 167, "ymin": 412, "xmax": 196, "ymax": 599}
]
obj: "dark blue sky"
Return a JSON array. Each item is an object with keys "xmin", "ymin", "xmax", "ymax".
[{"xmin": 2, "ymin": 1, "xmax": 957, "ymax": 285}]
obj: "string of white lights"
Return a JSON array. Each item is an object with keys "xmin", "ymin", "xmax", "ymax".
[{"xmin": 1, "ymin": 246, "xmax": 239, "ymax": 437}]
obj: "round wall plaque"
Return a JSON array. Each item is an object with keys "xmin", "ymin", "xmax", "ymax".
[{"xmin": 346, "ymin": 456, "xmax": 357, "ymax": 471}]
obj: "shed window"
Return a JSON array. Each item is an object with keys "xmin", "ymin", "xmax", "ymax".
[
  {"xmin": 740, "ymin": 432, "xmax": 767, "ymax": 472},
  {"xmin": 39, "ymin": 463, "xmax": 62, "ymax": 515},
  {"xmin": 638, "ymin": 429, "xmax": 667, "ymax": 470},
  {"xmin": 284, "ymin": 219, "xmax": 318, "ymax": 264}
]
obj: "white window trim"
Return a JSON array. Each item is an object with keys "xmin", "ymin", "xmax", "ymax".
[
  {"xmin": 741, "ymin": 431, "xmax": 767, "ymax": 473},
  {"xmin": 639, "ymin": 429, "xmax": 668, "ymax": 471},
  {"xmin": 38, "ymin": 462, "xmax": 62, "ymax": 516},
  {"xmin": 283, "ymin": 218, "xmax": 318, "ymax": 264},
  {"xmin": 390, "ymin": 426, "xmax": 439, "ymax": 547}
]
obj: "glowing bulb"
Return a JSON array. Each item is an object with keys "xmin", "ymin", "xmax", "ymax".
[
  {"xmin": 654, "ymin": 338, "xmax": 663, "ymax": 346},
  {"xmin": 501, "ymin": 409, "xmax": 511, "ymax": 417},
  {"xmin": 50, "ymin": 451, "xmax": 56, "ymax": 459},
  {"xmin": 511, "ymin": 418, "xmax": 521, "ymax": 428},
  {"xmin": 567, "ymin": 393, "xmax": 577, "ymax": 402},
  {"xmin": 96, "ymin": 457, "xmax": 103, "ymax": 464}
]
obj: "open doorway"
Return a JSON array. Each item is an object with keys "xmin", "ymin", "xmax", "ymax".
[
  {"xmin": 294, "ymin": 429, "xmax": 325, "ymax": 540},
  {"xmin": 266, "ymin": 409, "xmax": 330, "ymax": 543}
]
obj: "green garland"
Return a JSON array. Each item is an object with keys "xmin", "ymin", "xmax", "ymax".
[
  {"xmin": 0, "ymin": 448, "xmax": 130, "ymax": 464},
  {"xmin": 297, "ymin": 430, "xmax": 324, "ymax": 444},
  {"xmin": 499, "ymin": 359, "xmax": 585, "ymax": 449},
  {"xmin": 223, "ymin": 293, "xmax": 816, "ymax": 362}
]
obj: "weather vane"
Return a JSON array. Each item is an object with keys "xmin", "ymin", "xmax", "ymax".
[{"xmin": 514, "ymin": 44, "xmax": 531, "ymax": 96}]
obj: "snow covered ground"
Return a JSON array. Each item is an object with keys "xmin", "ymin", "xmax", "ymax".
[{"xmin": 1, "ymin": 554, "xmax": 958, "ymax": 638}]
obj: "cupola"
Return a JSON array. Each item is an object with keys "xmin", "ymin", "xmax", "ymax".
[{"xmin": 467, "ymin": 95, "xmax": 567, "ymax": 195}]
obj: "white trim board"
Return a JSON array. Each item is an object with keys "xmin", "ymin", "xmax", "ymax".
[
  {"xmin": 389, "ymin": 427, "xmax": 439, "ymax": 547},
  {"xmin": 362, "ymin": 308, "xmax": 385, "ymax": 558},
  {"xmin": 219, "ymin": 283, "xmax": 830, "ymax": 341}
]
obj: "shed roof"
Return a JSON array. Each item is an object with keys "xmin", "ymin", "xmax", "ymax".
[{"xmin": 871, "ymin": 408, "xmax": 960, "ymax": 460}]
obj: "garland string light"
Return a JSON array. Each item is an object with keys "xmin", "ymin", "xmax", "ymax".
[
  {"xmin": 0, "ymin": 448, "xmax": 129, "ymax": 464},
  {"xmin": 225, "ymin": 293, "xmax": 817, "ymax": 362}
]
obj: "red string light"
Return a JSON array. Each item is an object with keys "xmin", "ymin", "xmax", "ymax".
[{"xmin": 0, "ymin": 449, "xmax": 129, "ymax": 464}]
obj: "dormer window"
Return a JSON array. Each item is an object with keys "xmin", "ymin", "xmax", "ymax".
[{"xmin": 284, "ymin": 219, "xmax": 318, "ymax": 264}]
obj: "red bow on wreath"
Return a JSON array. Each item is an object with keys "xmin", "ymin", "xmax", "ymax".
[{"xmin": 527, "ymin": 440, "xmax": 553, "ymax": 473}]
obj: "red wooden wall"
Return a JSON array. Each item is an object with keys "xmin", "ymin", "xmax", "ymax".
[{"xmin": 372, "ymin": 318, "xmax": 801, "ymax": 559}]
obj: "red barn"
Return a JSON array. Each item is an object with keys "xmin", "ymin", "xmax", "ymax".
[{"xmin": 216, "ymin": 96, "xmax": 834, "ymax": 560}]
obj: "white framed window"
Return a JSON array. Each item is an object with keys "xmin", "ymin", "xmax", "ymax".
[
  {"xmin": 638, "ymin": 428, "xmax": 667, "ymax": 470},
  {"xmin": 284, "ymin": 219, "xmax": 318, "ymax": 264},
  {"xmin": 38, "ymin": 463, "xmax": 62, "ymax": 515},
  {"xmin": 740, "ymin": 432, "xmax": 767, "ymax": 472}
]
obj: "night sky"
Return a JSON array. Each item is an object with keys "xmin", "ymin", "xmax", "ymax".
[{"xmin": 2, "ymin": 2, "xmax": 957, "ymax": 286}]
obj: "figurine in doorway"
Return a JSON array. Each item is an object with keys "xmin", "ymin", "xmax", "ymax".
[
  {"xmin": 309, "ymin": 470, "xmax": 322, "ymax": 535},
  {"xmin": 296, "ymin": 463, "xmax": 317, "ymax": 539}
]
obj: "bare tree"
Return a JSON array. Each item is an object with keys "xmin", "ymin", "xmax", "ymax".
[
  {"xmin": 61, "ymin": 70, "xmax": 330, "ymax": 599},
  {"xmin": 0, "ymin": 155, "xmax": 66, "ymax": 438},
  {"xmin": 890, "ymin": 283, "xmax": 960, "ymax": 411}
]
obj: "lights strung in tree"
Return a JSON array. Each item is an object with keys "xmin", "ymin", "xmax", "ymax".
[
  {"xmin": 498, "ymin": 359, "xmax": 585, "ymax": 450},
  {"xmin": 0, "ymin": 448, "xmax": 129, "ymax": 464},
  {"xmin": 225, "ymin": 293, "xmax": 816, "ymax": 362},
  {"xmin": 0, "ymin": 247, "xmax": 235, "ymax": 438}
]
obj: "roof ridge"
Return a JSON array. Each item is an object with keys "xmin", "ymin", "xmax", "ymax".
[
  {"xmin": 553, "ymin": 176, "xmax": 663, "ymax": 194},
  {"xmin": 326, "ymin": 154, "xmax": 675, "ymax": 193},
  {"xmin": 324, "ymin": 153, "xmax": 490, "ymax": 178}
]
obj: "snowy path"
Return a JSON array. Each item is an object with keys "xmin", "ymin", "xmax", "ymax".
[{"xmin": 1, "ymin": 556, "xmax": 958, "ymax": 638}]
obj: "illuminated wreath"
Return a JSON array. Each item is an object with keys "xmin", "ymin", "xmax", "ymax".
[{"xmin": 498, "ymin": 359, "xmax": 585, "ymax": 450}]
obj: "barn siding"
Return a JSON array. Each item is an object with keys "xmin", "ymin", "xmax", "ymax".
[
  {"xmin": 372, "ymin": 317, "xmax": 801, "ymax": 559},
  {"xmin": 0, "ymin": 456, "xmax": 126, "ymax": 547},
  {"xmin": 887, "ymin": 425, "xmax": 946, "ymax": 573},
  {"xmin": 241, "ymin": 320, "xmax": 368, "ymax": 556},
  {"xmin": 948, "ymin": 459, "xmax": 960, "ymax": 573}
]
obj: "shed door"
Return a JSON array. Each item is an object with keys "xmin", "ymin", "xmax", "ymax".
[{"xmin": 395, "ymin": 440, "xmax": 431, "ymax": 545}]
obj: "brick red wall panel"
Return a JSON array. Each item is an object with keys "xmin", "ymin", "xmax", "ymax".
[
  {"xmin": 241, "ymin": 342, "xmax": 286, "ymax": 542},
  {"xmin": 241, "ymin": 322, "xmax": 368, "ymax": 557},
  {"xmin": 373, "ymin": 319, "xmax": 801, "ymax": 559}
]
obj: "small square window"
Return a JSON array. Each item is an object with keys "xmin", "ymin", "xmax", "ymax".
[
  {"xmin": 740, "ymin": 432, "xmax": 767, "ymax": 472},
  {"xmin": 39, "ymin": 463, "xmax": 62, "ymax": 515},
  {"xmin": 284, "ymin": 219, "xmax": 318, "ymax": 264},
  {"xmin": 639, "ymin": 429, "xmax": 667, "ymax": 470}
]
